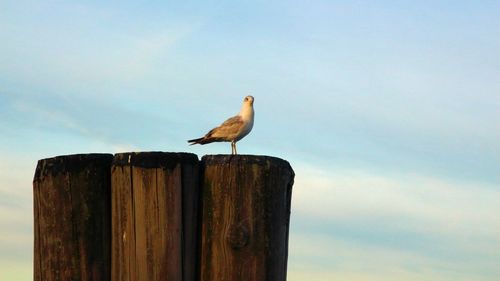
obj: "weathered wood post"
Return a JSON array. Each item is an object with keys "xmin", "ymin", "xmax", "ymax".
[
  {"xmin": 33, "ymin": 152, "xmax": 294, "ymax": 281},
  {"xmin": 200, "ymin": 155, "xmax": 294, "ymax": 281},
  {"xmin": 111, "ymin": 152, "xmax": 200, "ymax": 281},
  {"xmin": 33, "ymin": 154, "xmax": 113, "ymax": 281}
]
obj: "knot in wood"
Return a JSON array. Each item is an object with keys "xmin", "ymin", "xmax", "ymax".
[{"xmin": 227, "ymin": 224, "xmax": 249, "ymax": 249}]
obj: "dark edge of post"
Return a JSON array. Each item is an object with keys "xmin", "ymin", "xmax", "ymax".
[
  {"xmin": 180, "ymin": 155, "xmax": 201, "ymax": 281},
  {"xmin": 33, "ymin": 153, "xmax": 114, "ymax": 181},
  {"xmin": 113, "ymin": 152, "xmax": 199, "ymax": 168},
  {"xmin": 196, "ymin": 158, "xmax": 208, "ymax": 281}
]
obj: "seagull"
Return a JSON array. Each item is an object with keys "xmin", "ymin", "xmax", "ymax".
[{"xmin": 188, "ymin": 95, "xmax": 254, "ymax": 155}]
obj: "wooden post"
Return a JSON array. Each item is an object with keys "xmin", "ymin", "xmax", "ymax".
[
  {"xmin": 111, "ymin": 152, "xmax": 200, "ymax": 281},
  {"xmin": 199, "ymin": 155, "xmax": 295, "ymax": 281},
  {"xmin": 33, "ymin": 152, "xmax": 295, "ymax": 281},
  {"xmin": 33, "ymin": 153, "xmax": 113, "ymax": 281}
]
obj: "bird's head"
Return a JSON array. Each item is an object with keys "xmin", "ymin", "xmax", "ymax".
[{"xmin": 243, "ymin": 95, "xmax": 254, "ymax": 105}]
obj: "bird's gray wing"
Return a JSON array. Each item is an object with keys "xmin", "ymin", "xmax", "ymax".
[
  {"xmin": 208, "ymin": 116, "xmax": 244, "ymax": 137},
  {"xmin": 220, "ymin": 116, "xmax": 243, "ymax": 127}
]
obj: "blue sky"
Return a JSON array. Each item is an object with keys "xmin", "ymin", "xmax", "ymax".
[{"xmin": 1, "ymin": 1, "xmax": 499, "ymax": 280}]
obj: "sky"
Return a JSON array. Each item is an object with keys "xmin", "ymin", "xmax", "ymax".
[{"xmin": 1, "ymin": 0, "xmax": 499, "ymax": 280}]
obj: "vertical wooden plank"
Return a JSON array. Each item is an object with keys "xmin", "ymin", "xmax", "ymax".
[
  {"xmin": 112, "ymin": 164, "xmax": 135, "ymax": 281},
  {"xmin": 132, "ymin": 166, "xmax": 182, "ymax": 281},
  {"xmin": 33, "ymin": 154, "xmax": 113, "ymax": 281},
  {"xmin": 35, "ymin": 172, "xmax": 74, "ymax": 280},
  {"xmin": 161, "ymin": 164, "xmax": 183, "ymax": 281},
  {"xmin": 112, "ymin": 152, "xmax": 199, "ymax": 281},
  {"xmin": 132, "ymin": 167, "xmax": 148, "ymax": 281},
  {"xmin": 200, "ymin": 155, "xmax": 294, "ymax": 281},
  {"xmin": 155, "ymin": 167, "xmax": 169, "ymax": 280},
  {"xmin": 142, "ymin": 167, "xmax": 161, "ymax": 281}
]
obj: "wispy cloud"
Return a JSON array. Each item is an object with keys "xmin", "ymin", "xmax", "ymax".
[
  {"xmin": 293, "ymin": 164, "xmax": 500, "ymax": 238},
  {"xmin": 289, "ymin": 164, "xmax": 500, "ymax": 279},
  {"xmin": 3, "ymin": 92, "xmax": 183, "ymax": 153},
  {"xmin": 288, "ymin": 233, "xmax": 499, "ymax": 281},
  {"xmin": 0, "ymin": 1, "xmax": 201, "ymax": 101}
]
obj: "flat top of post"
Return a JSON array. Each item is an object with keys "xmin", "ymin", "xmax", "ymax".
[
  {"xmin": 34, "ymin": 153, "xmax": 114, "ymax": 181},
  {"xmin": 113, "ymin": 152, "xmax": 199, "ymax": 168},
  {"xmin": 201, "ymin": 154, "xmax": 294, "ymax": 173}
]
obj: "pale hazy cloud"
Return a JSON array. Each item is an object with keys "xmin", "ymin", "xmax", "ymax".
[
  {"xmin": 287, "ymin": 164, "xmax": 500, "ymax": 280},
  {"xmin": 293, "ymin": 164, "xmax": 500, "ymax": 240},
  {"xmin": 288, "ymin": 233, "xmax": 499, "ymax": 281}
]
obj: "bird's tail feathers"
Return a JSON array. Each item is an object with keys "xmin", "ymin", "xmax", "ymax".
[
  {"xmin": 187, "ymin": 137, "xmax": 216, "ymax": 145},
  {"xmin": 187, "ymin": 137, "xmax": 203, "ymax": 145}
]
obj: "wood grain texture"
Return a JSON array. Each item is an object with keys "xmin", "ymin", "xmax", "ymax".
[
  {"xmin": 33, "ymin": 152, "xmax": 295, "ymax": 281},
  {"xmin": 33, "ymin": 153, "xmax": 113, "ymax": 281},
  {"xmin": 111, "ymin": 152, "xmax": 199, "ymax": 281},
  {"xmin": 200, "ymin": 155, "xmax": 295, "ymax": 281}
]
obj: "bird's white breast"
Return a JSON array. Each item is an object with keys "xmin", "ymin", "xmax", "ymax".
[{"xmin": 236, "ymin": 104, "xmax": 254, "ymax": 141}]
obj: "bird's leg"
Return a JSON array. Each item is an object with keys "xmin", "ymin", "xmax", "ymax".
[
  {"xmin": 231, "ymin": 141, "xmax": 235, "ymax": 155},
  {"xmin": 234, "ymin": 142, "xmax": 238, "ymax": 155}
]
